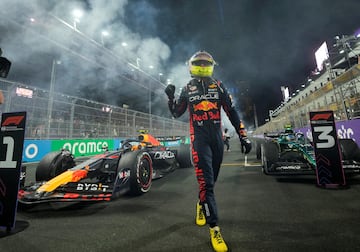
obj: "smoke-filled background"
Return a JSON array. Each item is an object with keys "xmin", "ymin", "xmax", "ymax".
[{"xmin": 1, "ymin": 0, "xmax": 360, "ymax": 127}]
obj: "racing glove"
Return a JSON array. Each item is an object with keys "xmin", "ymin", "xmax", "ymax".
[
  {"xmin": 240, "ymin": 137, "xmax": 252, "ymax": 154},
  {"xmin": 165, "ymin": 84, "xmax": 175, "ymax": 100}
]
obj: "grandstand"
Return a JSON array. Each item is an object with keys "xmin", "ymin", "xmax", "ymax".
[{"xmin": 255, "ymin": 34, "xmax": 360, "ymax": 134}]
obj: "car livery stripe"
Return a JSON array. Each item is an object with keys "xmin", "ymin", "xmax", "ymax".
[
  {"xmin": 37, "ymin": 169, "xmax": 88, "ymax": 193},
  {"xmin": 61, "ymin": 193, "xmax": 112, "ymax": 201}
]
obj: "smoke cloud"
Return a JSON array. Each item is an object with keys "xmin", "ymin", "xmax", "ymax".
[
  {"xmin": 1, "ymin": 0, "xmax": 360, "ymax": 125},
  {"xmin": 0, "ymin": 0, "xmax": 184, "ymax": 115}
]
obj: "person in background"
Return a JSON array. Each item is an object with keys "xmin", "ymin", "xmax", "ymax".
[
  {"xmin": 0, "ymin": 90, "xmax": 4, "ymax": 104},
  {"xmin": 223, "ymin": 128, "xmax": 231, "ymax": 152},
  {"xmin": 0, "ymin": 47, "xmax": 10, "ymax": 105},
  {"xmin": 165, "ymin": 50, "xmax": 251, "ymax": 252}
]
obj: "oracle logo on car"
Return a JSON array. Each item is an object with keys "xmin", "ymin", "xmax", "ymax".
[{"xmin": 154, "ymin": 151, "xmax": 175, "ymax": 160}]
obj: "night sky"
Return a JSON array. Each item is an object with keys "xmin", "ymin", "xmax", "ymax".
[{"xmin": 1, "ymin": 0, "xmax": 360, "ymax": 126}]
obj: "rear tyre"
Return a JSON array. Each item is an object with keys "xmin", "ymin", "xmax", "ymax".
[
  {"xmin": 174, "ymin": 144, "xmax": 192, "ymax": 168},
  {"xmin": 339, "ymin": 139, "xmax": 360, "ymax": 162},
  {"xmin": 118, "ymin": 150, "xmax": 153, "ymax": 196},
  {"xmin": 36, "ymin": 150, "xmax": 76, "ymax": 181}
]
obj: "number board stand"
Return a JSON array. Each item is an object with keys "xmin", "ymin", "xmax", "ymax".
[
  {"xmin": 309, "ymin": 111, "xmax": 346, "ymax": 188},
  {"xmin": 0, "ymin": 112, "xmax": 26, "ymax": 232}
]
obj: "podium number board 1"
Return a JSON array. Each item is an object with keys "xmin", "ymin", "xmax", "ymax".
[
  {"xmin": 0, "ymin": 112, "xmax": 26, "ymax": 231},
  {"xmin": 309, "ymin": 111, "xmax": 346, "ymax": 188}
]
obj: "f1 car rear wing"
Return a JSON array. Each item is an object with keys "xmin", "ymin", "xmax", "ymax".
[{"xmin": 264, "ymin": 132, "xmax": 280, "ymax": 138}]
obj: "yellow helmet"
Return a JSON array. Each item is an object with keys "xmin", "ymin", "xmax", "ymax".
[{"xmin": 188, "ymin": 50, "xmax": 216, "ymax": 77}]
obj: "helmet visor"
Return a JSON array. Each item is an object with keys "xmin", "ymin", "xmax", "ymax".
[{"xmin": 191, "ymin": 60, "xmax": 213, "ymax": 66}]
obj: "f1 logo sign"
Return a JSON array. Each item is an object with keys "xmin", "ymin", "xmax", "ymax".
[
  {"xmin": 0, "ymin": 114, "xmax": 26, "ymax": 169},
  {"xmin": 310, "ymin": 112, "xmax": 332, "ymax": 121},
  {"xmin": 310, "ymin": 111, "xmax": 345, "ymax": 188},
  {"xmin": 1, "ymin": 115, "xmax": 25, "ymax": 127}
]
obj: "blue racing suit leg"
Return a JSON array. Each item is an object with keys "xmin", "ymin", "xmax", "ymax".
[{"xmin": 192, "ymin": 130, "xmax": 224, "ymax": 226}]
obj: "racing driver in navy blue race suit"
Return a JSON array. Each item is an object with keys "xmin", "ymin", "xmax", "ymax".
[{"xmin": 165, "ymin": 50, "xmax": 251, "ymax": 252}]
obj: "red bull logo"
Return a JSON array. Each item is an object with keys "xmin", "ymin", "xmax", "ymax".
[
  {"xmin": 193, "ymin": 101, "xmax": 218, "ymax": 111},
  {"xmin": 193, "ymin": 111, "xmax": 221, "ymax": 122}
]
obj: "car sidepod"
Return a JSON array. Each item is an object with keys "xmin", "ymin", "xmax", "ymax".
[{"xmin": 149, "ymin": 147, "xmax": 178, "ymax": 179}]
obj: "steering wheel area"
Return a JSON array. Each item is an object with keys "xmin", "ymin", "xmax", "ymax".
[{"xmin": 120, "ymin": 138, "xmax": 144, "ymax": 152}]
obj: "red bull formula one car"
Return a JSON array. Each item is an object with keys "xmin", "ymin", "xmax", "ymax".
[{"xmin": 18, "ymin": 133, "xmax": 191, "ymax": 206}]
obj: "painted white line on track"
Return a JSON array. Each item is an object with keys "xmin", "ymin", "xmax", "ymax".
[
  {"xmin": 222, "ymin": 163, "xmax": 260, "ymax": 167},
  {"xmin": 222, "ymin": 161, "xmax": 261, "ymax": 167}
]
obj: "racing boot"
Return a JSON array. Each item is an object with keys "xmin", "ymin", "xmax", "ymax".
[
  {"xmin": 195, "ymin": 201, "xmax": 206, "ymax": 226},
  {"xmin": 209, "ymin": 226, "xmax": 228, "ymax": 252}
]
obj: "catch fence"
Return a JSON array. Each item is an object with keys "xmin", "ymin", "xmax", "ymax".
[{"xmin": 0, "ymin": 79, "xmax": 189, "ymax": 139}]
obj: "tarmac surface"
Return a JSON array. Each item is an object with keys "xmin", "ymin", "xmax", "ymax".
[{"xmin": 1, "ymin": 139, "xmax": 360, "ymax": 252}]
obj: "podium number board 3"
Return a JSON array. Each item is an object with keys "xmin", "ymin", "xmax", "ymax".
[{"xmin": 309, "ymin": 111, "xmax": 346, "ymax": 188}]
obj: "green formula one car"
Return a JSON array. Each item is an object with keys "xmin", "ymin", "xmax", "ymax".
[{"xmin": 256, "ymin": 131, "xmax": 360, "ymax": 176}]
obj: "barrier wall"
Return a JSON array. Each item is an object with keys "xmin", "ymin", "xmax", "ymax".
[
  {"xmin": 296, "ymin": 118, "xmax": 360, "ymax": 144},
  {"xmin": 253, "ymin": 118, "xmax": 360, "ymax": 147},
  {"xmin": 22, "ymin": 136, "xmax": 190, "ymax": 162}
]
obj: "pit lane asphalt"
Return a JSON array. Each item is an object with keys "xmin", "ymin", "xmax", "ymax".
[{"xmin": 1, "ymin": 139, "xmax": 360, "ymax": 252}]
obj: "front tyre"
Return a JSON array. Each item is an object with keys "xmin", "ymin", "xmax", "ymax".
[
  {"xmin": 118, "ymin": 150, "xmax": 153, "ymax": 196},
  {"xmin": 261, "ymin": 141, "xmax": 279, "ymax": 175}
]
